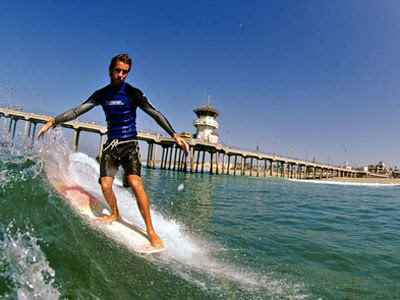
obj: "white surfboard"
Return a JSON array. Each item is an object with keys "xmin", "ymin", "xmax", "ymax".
[{"xmin": 48, "ymin": 176, "xmax": 165, "ymax": 254}]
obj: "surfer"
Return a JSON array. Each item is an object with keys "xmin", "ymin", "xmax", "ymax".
[{"xmin": 37, "ymin": 54, "xmax": 189, "ymax": 249}]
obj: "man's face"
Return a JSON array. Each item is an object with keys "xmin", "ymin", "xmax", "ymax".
[{"xmin": 109, "ymin": 60, "xmax": 130, "ymax": 86}]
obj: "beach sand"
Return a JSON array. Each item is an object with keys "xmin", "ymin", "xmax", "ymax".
[{"xmin": 320, "ymin": 177, "xmax": 400, "ymax": 184}]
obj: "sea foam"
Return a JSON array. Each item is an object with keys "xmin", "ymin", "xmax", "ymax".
[{"xmin": 0, "ymin": 222, "xmax": 60, "ymax": 300}]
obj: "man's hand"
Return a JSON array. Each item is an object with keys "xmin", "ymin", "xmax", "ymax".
[
  {"xmin": 37, "ymin": 118, "xmax": 55, "ymax": 139},
  {"xmin": 173, "ymin": 133, "xmax": 189, "ymax": 153}
]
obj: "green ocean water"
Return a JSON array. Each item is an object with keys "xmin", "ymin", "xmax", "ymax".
[{"xmin": 0, "ymin": 133, "xmax": 399, "ymax": 299}]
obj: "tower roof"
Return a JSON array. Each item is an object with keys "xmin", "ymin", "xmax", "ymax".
[{"xmin": 193, "ymin": 105, "xmax": 220, "ymax": 118}]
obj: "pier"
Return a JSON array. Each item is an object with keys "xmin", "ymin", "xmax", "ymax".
[{"xmin": 0, "ymin": 107, "xmax": 372, "ymax": 179}]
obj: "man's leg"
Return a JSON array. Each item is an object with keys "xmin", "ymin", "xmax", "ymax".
[
  {"xmin": 122, "ymin": 172, "xmax": 130, "ymax": 188},
  {"xmin": 99, "ymin": 176, "xmax": 120, "ymax": 224},
  {"xmin": 127, "ymin": 174, "xmax": 164, "ymax": 249}
]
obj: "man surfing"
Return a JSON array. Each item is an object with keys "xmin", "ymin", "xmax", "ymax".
[{"xmin": 38, "ymin": 54, "xmax": 189, "ymax": 249}]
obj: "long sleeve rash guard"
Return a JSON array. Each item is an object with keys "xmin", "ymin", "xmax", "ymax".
[{"xmin": 54, "ymin": 83, "xmax": 175, "ymax": 139}]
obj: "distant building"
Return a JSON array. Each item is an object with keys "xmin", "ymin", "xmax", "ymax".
[
  {"xmin": 193, "ymin": 104, "xmax": 220, "ymax": 143},
  {"xmin": 392, "ymin": 169, "xmax": 400, "ymax": 178},
  {"xmin": 368, "ymin": 161, "xmax": 390, "ymax": 175}
]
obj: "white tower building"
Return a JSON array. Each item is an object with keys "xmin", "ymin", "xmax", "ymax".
[{"xmin": 193, "ymin": 105, "xmax": 220, "ymax": 143}]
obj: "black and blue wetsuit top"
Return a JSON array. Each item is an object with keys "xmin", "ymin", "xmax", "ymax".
[
  {"xmin": 100, "ymin": 82, "xmax": 138, "ymax": 139},
  {"xmin": 54, "ymin": 82, "xmax": 175, "ymax": 139}
]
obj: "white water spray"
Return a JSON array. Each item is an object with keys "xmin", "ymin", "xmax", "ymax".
[{"xmin": 0, "ymin": 222, "xmax": 60, "ymax": 300}]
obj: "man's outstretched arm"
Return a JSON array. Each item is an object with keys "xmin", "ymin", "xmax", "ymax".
[
  {"xmin": 135, "ymin": 91, "xmax": 189, "ymax": 152},
  {"xmin": 37, "ymin": 101, "xmax": 97, "ymax": 139},
  {"xmin": 141, "ymin": 105, "xmax": 189, "ymax": 153}
]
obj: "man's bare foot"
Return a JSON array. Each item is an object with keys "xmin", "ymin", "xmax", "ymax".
[
  {"xmin": 147, "ymin": 231, "xmax": 164, "ymax": 249},
  {"xmin": 101, "ymin": 214, "xmax": 119, "ymax": 224}
]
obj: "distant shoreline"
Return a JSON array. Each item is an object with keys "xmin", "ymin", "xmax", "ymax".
[
  {"xmin": 319, "ymin": 177, "xmax": 400, "ymax": 184},
  {"xmin": 144, "ymin": 163, "xmax": 400, "ymax": 183}
]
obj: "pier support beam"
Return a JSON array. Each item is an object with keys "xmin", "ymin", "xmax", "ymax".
[
  {"xmin": 221, "ymin": 152, "xmax": 225, "ymax": 174},
  {"xmin": 190, "ymin": 147, "xmax": 194, "ymax": 173},
  {"xmin": 72, "ymin": 129, "xmax": 80, "ymax": 152},
  {"xmin": 164, "ymin": 146, "xmax": 169, "ymax": 169},
  {"xmin": 146, "ymin": 142, "xmax": 153, "ymax": 168},
  {"xmin": 168, "ymin": 145, "xmax": 173, "ymax": 170},
  {"xmin": 184, "ymin": 149, "xmax": 188, "ymax": 172},
  {"xmin": 11, "ymin": 118, "xmax": 17, "ymax": 143},
  {"xmin": 201, "ymin": 150, "xmax": 206, "ymax": 173},
  {"xmin": 270, "ymin": 160, "xmax": 274, "ymax": 176},
  {"xmin": 215, "ymin": 152, "xmax": 220, "ymax": 174},
  {"xmin": 210, "ymin": 152, "xmax": 214, "ymax": 175},
  {"xmin": 30, "ymin": 123, "xmax": 37, "ymax": 149},
  {"xmin": 263, "ymin": 159, "xmax": 267, "ymax": 177},
  {"xmin": 152, "ymin": 143, "xmax": 157, "ymax": 169},
  {"xmin": 161, "ymin": 147, "xmax": 166, "ymax": 169},
  {"xmin": 1, "ymin": 117, "xmax": 8, "ymax": 145},
  {"xmin": 195, "ymin": 150, "xmax": 200, "ymax": 173},
  {"xmin": 25, "ymin": 122, "xmax": 32, "ymax": 148},
  {"xmin": 23, "ymin": 120, "xmax": 29, "ymax": 146},
  {"xmin": 177, "ymin": 148, "xmax": 183, "ymax": 171},
  {"xmin": 172, "ymin": 145, "xmax": 178, "ymax": 170}
]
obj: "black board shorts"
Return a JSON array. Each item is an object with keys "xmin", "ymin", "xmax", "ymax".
[{"xmin": 100, "ymin": 139, "xmax": 142, "ymax": 179}]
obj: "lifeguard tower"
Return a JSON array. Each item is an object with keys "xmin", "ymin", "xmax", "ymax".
[{"xmin": 193, "ymin": 103, "xmax": 220, "ymax": 143}]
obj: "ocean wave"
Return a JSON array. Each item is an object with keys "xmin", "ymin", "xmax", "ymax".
[
  {"xmin": 0, "ymin": 147, "xmax": 42, "ymax": 192},
  {"xmin": 34, "ymin": 128, "xmax": 310, "ymax": 299},
  {"xmin": 0, "ymin": 222, "xmax": 60, "ymax": 299}
]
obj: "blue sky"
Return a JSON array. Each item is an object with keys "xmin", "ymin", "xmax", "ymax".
[{"xmin": 1, "ymin": 0, "xmax": 400, "ymax": 168}]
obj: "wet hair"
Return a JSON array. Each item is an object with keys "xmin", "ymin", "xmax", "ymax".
[{"xmin": 109, "ymin": 54, "xmax": 132, "ymax": 71}]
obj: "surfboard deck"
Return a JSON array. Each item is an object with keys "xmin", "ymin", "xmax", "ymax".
[{"xmin": 48, "ymin": 177, "xmax": 165, "ymax": 254}]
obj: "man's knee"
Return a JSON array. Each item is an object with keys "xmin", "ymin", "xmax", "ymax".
[
  {"xmin": 100, "ymin": 177, "xmax": 113, "ymax": 191},
  {"xmin": 127, "ymin": 175, "xmax": 143, "ymax": 190}
]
